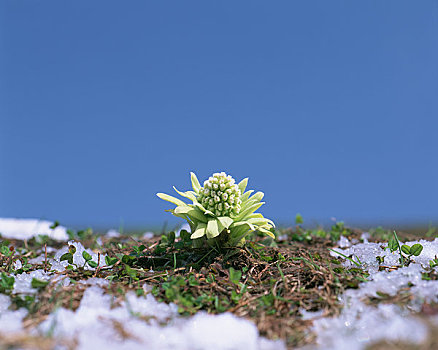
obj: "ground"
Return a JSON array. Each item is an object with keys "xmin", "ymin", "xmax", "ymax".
[{"xmin": 0, "ymin": 219, "xmax": 437, "ymax": 349}]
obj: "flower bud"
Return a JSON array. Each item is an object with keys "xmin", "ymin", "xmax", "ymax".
[{"xmin": 197, "ymin": 172, "xmax": 242, "ymax": 217}]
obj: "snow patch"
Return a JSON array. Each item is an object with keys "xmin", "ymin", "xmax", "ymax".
[
  {"xmin": 0, "ymin": 218, "xmax": 68, "ymax": 241},
  {"xmin": 311, "ymin": 238, "xmax": 438, "ymax": 349},
  {"xmin": 37, "ymin": 286, "xmax": 284, "ymax": 350}
]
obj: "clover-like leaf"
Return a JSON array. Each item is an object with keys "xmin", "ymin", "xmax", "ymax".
[
  {"xmin": 87, "ymin": 260, "xmax": 98, "ymax": 268},
  {"xmin": 82, "ymin": 251, "xmax": 92, "ymax": 261},
  {"xmin": 410, "ymin": 243, "xmax": 423, "ymax": 256},
  {"xmin": 105, "ymin": 256, "xmax": 118, "ymax": 266},
  {"xmin": 229, "ymin": 267, "xmax": 242, "ymax": 285},
  {"xmin": 401, "ymin": 245, "xmax": 411, "ymax": 255},
  {"xmin": 387, "ymin": 236, "xmax": 398, "ymax": 253},
  {"xmin": 60, "ymin": 252, "xmax": 73, "ymax": 265}
]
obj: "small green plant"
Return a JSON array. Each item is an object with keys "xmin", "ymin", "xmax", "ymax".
[
  {"xmin": 328, "ymin": 248, "xmax": 363, "ymax": 267},
  {"xmin": 386, "ymin": 231, "xmax": 423, "ymax": 266},
  {"xmin": 31, "ymin": 278, "xmax": 49, "ymax": 289},
  {"xmin": 0, "ymin": 272, "xmax": 15, "ymax": 293},
  {"xmin": 429, "ymin": 256, "xmax": 438, "ymax": 268},
  {"xmin": 157, "ymin": 172, "xmax": 275, "ymax": 247}
]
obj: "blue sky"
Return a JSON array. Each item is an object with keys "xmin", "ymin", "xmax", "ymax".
[{"xmin": 1, "ymin": 1, "xmax": 437, "ymax": 229}]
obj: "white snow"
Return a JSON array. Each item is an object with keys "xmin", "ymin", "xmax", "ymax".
[
  {"xmin": 0, "ymin": 294, "xmax": 11, "ymax": 313},
  {"xmin": 106, "ymin": 229, "xmax": 121, "ymax": 238},
  {"xmin": 0, "ymin": 218, "xmax": 68, "ymax": 241},
  {"xmin": 0, "ymin": 293, "xmax": 27, "ymax": 334},
  {"xmin": 13, "ymin": 269, "xmax": 51, "ymax": 294},
  {"xmin": 310, "ymin": 238, "xmax": 438, "ymax": 349},
  {"xmin": 176, "ymin": 223, "xmax": 191, "ymax": 237},
  {"xmin": 312, "ymin": 303, "xmax": 427, "ymax": 349},
  {"xmin": 0, "ymin": 308, "xmax": 28, "ymax": 333},
  {"xmin": 142, "ymin": 231, "xmax": 155, "ymax": 240},
  {"xmin": 37, "ymin": 286, "xmax": 284, "ymax": 350}
]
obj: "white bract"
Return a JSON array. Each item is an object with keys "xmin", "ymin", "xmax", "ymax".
[{"xmin": 157, "ymin": 172, "xmax": 275, "ymax": 246}]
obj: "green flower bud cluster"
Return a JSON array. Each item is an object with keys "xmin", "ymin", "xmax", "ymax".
[{"xmin": 197, "ymin": 172, "xmax": 242, "ymax": 217}]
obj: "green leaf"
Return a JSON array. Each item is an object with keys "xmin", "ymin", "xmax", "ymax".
[
  {"xmin": 49, "ymin": 221, "xmax": 60, "ymax": 229},
  {"xmin": 157, "ymin": 193, "xmax": 186, "ymax": 207},
  {"xmin": 401, "ymin": 245, "xmax": 411, "ymax": 255},
  {"xmin": 387, "ymin": 236, "xmax": 398, "ymax": 253},
  {"xmin": 250, "ymin": 191, "xmax": 264, "ymax": 202},
  {"xmin": 206, "ymin": 219, "xmax": 220, "ymax": 239},
  {"xmin": 121, "ymin": 254, "xmax": 135, "ymax": 264},
  {"xmin": 229, "ymin": 267, "xmax": 242, "ymax": 285},
  {"xmin": 87, "ymin": 260, "xmax": 98, "ymax": 268},
  {"xmin": 240, "ymin": 190, "xmax": 254, "ymax": 202},
  {"xmin": 173, "ymin": 186, "xmax": 197, "ymax": 202},
  {"xmin": 410, "ymin": 244, "xmax": 423, "ymax": 256},
  {"xmin": 240, "ymin": 194, "xmax": 264, "ymax": 212},
  {"xmin": 237, "ymin": 178, "xmax": 248, "ymax": 194},
  {"xmin": 193, "ymin": 202, "xmax": 208, "ymax": 213},
  {"xmin": 295, "ymin": 213, "xmax": 303, "ymax": 225},
  {"xmin": 184, "ymin": 208, "xmax": 208, "ymax": 223},
  {"xmin": 190, "ymin": 223, "xmax": 207, "ymax": 239},
  {"xmin": 257, "ymin": 226, "xmax": 276, "ymax": 239},
  {"xmin": 229, "ymin": 224, "xmax": 252, "ymax": 243},
  {"xmin": 190, "ymin": 172, "xmax": 201, "ymax": 193},
  {"xmin": 236, "ymin": 202, "xmax": 264, "ymax": 221},
  {"xmin": 0, "ymin": 245, "xmax": 11, "ymax": 257},
  {"xmin": 247, "ymin": 217, "xmax": 275, "ymax": 228},
  {"xmin": 180, "ymin": 229, "xmax": 191, "ymax": 241},
  {"xmin": 82, "ymin": 251, "xmax": 92, "ymax": 261},
  {"xmin": 0, "ymin": 273, "xmax": 15, "ymax": 290},
  {"xmin": 231, "ymin": 221, "xmax": 255, "ymax": 231},
  {"xmin": 247, "ymin": 213, "xmax": 263, "ymax": 219},
  {"xmin": 31, "ymin": 278, "xmax": 49, "ymax": 289},
  {"xmin": 174, "ymin": 205, "xmax": 192, "ymax": 214},
  {"xmin": 167, "ymin": 231, "xmax": 176, "ymax": 244},
  {"xmin": 217, "ymin": 216, "xmax": 233, "ymax": 229},
  {"xmin": 105, "ymin": 256, "xmax": 118, "ymax": 266},
  {"xmin": 60, "ymin": 252, "xmax": 73, "ymax": 264}
]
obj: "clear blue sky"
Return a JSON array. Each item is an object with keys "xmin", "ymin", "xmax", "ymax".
[{"xmin": 1, "ymin": 1, "xmax": 437, "ymax": 229}]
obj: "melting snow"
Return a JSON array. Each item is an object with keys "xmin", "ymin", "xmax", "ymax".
[
  {"xmin": 0, "ymin": 218, "xmax": 68, "ymax": 241},
  {"xmin": 37, "ymin": 286, "xmax": 284, "ymax": 350},
  {"xmin": 13, "ymin": 269, "xmax": 52, "ymax": 294},
  {"xmin": 310, "ymin": 238, "xmax": 438, "ymax": 349}
]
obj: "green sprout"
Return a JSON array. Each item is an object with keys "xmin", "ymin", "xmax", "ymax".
[
  {"xmin": 157, "ymin": 172, "xmax": 275, "ymax": 247},
  {"xmin": 386, "ymin": 231, "xmax": 423, "ymax": 267}
]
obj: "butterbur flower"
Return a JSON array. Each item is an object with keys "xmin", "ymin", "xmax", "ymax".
[{"xmin": 157, "ymin": 172, "xmax": 275, "ymax": 246}]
